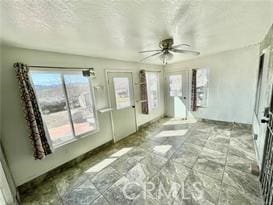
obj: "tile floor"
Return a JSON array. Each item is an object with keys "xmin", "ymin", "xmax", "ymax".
[{"xmin": 21, "ymin": 118, "xmax": 263, "ymax": 205}]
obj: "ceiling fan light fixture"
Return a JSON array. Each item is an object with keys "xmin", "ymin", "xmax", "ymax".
[
  {"xmin": 139, "ymin": 38, "xmax": 200, "ymax": 64},
  {"xmin": 159, "ymin": 51, "xmax": 173, "ymax": 64}
]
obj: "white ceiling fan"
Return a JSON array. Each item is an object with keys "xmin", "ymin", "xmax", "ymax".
[{"xmin": 139, "ymin": 38, "xmax": 200, "ymax": 64}]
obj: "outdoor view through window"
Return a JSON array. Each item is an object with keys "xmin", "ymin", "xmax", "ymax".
[
  {"xmin": 196, "ymin": 68, "xmax": 209, "ymax": 107},
  {"xmin": 146, "ymin": 72, "xmax": 160, "ymax": 110},
  {"xmin": 113, "ymin": 77, "xmax": 132, "ymax": 109},
  {"xmin": 30, "ymin": 70, "xmax": 97, "ymax": 147},
  {"xmin": 169, "ymin": 75, "xmax": 182, "ymax": 97}
]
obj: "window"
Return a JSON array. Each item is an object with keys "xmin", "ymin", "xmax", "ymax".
[
  {"xmin": 196, "ymin": 68, "xmax": 209, "ymax": 107},
  {"xmin": 146, "ymin": 72, "xmax": 160, "ymax": 110},
  {"xmin": 29, "ymin": 70, "xmax": 98, "ymax": 148},
  {"xmin": 113, "ymin": 77, "xmax": 132, "ymax": 109},
  {"xmin": 169, "ymin": 75, "xmax": 182, "ymax": 97},
  {"xmin": 254, "ymin": 54, "xmax": 264, "ymax": 116}
]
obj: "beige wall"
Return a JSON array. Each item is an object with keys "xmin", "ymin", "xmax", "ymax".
[
  {"xmin": 0, "ymin": 43, "xmax": 262, "ymax": 186},
  {"xmin": 165, "ymin": 45, "xmax": 260, "ymax": 124},
  {"xmin": 0, "ymin": 45, "xmax": 164, "ymax": 186}
]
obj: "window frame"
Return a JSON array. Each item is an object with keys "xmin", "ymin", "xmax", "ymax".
[
  {"xmin": 28, "ymin": 68, "xmax": 99, "ymax": 149},
  {"xmin": 145, "ymin": 71, "xmax": 160, "ymax": 112},
  {"xmin": 195, "ymin": 68, "xmax": 209, "ymax": 108}
]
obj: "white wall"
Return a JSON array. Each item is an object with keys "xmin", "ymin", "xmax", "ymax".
[
  {"xmin": 165, "ymin": 45, "xmax": 260, "ymax": 124},
  {"xmin": 0, "ymin": 43, "xmax": 17, "ymax": 204},
  {"xmin": 0, "ymin": 45, "xmax": 164, "ymax": 186}
]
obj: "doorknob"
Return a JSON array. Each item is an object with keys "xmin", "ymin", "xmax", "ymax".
[
  {"xmin": 183, "ymin": 97, "xmax": 187, "ymax": 99},
  {"xmin": 261, "ymin": 118, "xmax": 269, "ymax": 124},
  {"xmin": 132, "ymin": 105, "xmax": 135, "ymax": 108}
]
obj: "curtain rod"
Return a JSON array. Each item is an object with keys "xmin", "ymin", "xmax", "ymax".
[{"xmin": 27, "ymin": 65, "xmax": 94, "ymax": 70}]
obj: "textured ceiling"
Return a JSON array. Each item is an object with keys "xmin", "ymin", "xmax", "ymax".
[{"xmin": 1, "ymin": 0, "xmax": 273, "ymax": 64}]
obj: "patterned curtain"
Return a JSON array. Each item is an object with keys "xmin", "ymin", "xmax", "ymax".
[
  {"xmin": 139, "ymin": 70, "xmax": 149, "ymax": 114},
  {"xmin": 191, "ymin": 69, "xmax": 197, "ymax": 111},
  {"xmin": 14, "ymin": 63, "xmax": 52, "ymax": 160}
]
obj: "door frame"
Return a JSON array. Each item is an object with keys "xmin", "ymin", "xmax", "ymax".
[
  {"xmin": 105, "ymin": 69, "xmax": 138, "ymax": 142},
  {"xmin": 253, "ymin": 47, "xmax": 271, "ymax": 164},
  {"xmin": 165, "ymin": 70, "xmax": 191, "ymax": 119}
]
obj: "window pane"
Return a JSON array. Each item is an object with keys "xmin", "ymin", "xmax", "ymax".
[
  {"xmin": 64, "ymin": 73, "xmax": 96, "ymax": 136},
  {"xmin": 30, "ymin": 72, "xmax": 74, "ymax": 146},
  {"xmin": 254, "ymin": 54, "xmax": 264, "ymax": 115},
  {"xmin": 169, "ymin": 75, "xmax": 182, "ymax": 97},
  {"xmin": 196, "ymin": 69, "xmax": 208, "ymax": 107},
  {"xmin": 113, "ymin": 77, "xmax": 131, "ymax": 109},
  {"xmin": 146, "ymin": 72, "xmax": 159, "ymax": 110}
]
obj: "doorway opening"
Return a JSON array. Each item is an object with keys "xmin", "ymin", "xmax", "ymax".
[{"xmin": 165, "ymin": 71, "xmax": 189, "ymax": 119}]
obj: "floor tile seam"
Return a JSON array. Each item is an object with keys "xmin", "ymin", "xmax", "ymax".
[
  {"xmin": 58, "ymin": 177, "xmax": 97, "ymax": 204},
  {"xmin": 216, "ymin": 140, "xmax": 230, "ymax": 205},
  {"xmin": 160, "ymin": 137, "xmax": 187, "ymax": 150},
  {"xmin": 109, "ymin": 164, "xmax": 126, "ymax": 179},
  {"xmin": 167, "ymin": 141, "xmax": 193, "ymax": 162},
  {"xmin": 52, "ymin": 175, "xmax": 77, "ymax": 202},
  {"xmin": 197, "ymin": 154, "xmax": 227, "ymax": 166},
  {"xmin": 225, "ymin": 163, "xmax": 257, "ymax": 176},
  {"xmin": 109, "ymin": 155, "xmax": 164, "ymax": 185},
  {"xmin": 202, "ymin": 144, "xmax": 229, "ymax": 155},
  {"xmin": 224, "ymin": 166, "xmax": 261, "ymax": 183},
  {"xmin": 192, "ymin": 141, "xmax": 225, "ymax": 180},
  {"xmin": 128, "ymin": 156, "xmax": 168, "ymax": 183},
  {"xmin": 190, "ymin": 167, "xmax": 222, "ymax": 188},
  {"xmin": 90, "ymin": 167, "xmax": 122, "ymax": 189},
  {"xmin": 226, "ymin": 153, "xmax": 257, "ymax": 164},
  {"xmin": 147, "ymin": 159, "xmax": 191, "ymax": 204},
  {"xmin": 52, "ymin": 179, "xmax": 65, "ymax": 205},
  {"xmin": 82, "ymin": 154, "xmax": 125, "ymax": 180},
  {"xmin": 100, "ymin": 175, "xmax": 132, "ymax": 198},
  {"xmin": 192, "ymin": 161, "xmax": 225, "ymax": 182},
  {"xmin": 221, "ymin": 179, "xmax": 261, "ymax": 200},
  {"xmin": 90, "ymin": 176, "xmax": 112, "ymax": 205}
]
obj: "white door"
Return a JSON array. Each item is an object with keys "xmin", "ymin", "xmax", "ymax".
[
  {"xmin": 165, "ymin": 71, "xmax": 189, "ymax": 119},
  {"xmin": 107, "ymin": 72, "xmax": 137, "ymax": 142},
  {"xmin": 254, "ymin": 47, "xmax": 271, "ymax": 164}
]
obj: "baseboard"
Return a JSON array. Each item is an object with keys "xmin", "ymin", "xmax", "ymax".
[
  {"xmin": 201, "ymin": 118, "xmax": 252, "ymax": 129},
  {"xmin": 138, "ymin": 115, "xmax": 164, "ymax": 130},
  {"xmin": 18, "ymin": 140, "xmax": 114, "ymax": 195}
]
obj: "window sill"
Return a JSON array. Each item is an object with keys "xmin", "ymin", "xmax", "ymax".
[{"xmin": 52, "ymin": 128, "xmax": 100, "ymax": 150}]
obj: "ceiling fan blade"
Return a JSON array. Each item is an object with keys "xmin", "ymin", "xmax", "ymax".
[
  {"xmin": 172, "ymin": 43, "xmax": 191, "ymax": 48},
  {"xmin": 171, "ymin": 48, "xmax": 200, "ymax": 55},
  {"xmin": 139, "ymin": 49, "xmax": 162, "ymax": 53},
  {"xmin": 140, "ymin": 51, "xmax": 162, "ymax": 62}
]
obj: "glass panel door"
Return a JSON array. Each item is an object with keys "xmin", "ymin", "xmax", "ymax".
[
  {"xmin": 107, "ymin": 72, "xmax": 137, "ymax": 142},
  {"xmin": 166, "ymin": 72, "xmax": 189, "ymax": 119}
]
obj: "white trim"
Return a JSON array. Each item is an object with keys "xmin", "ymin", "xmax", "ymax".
[{"xmin": 105, "ymin": 70, "xmax": 138, "ymax": 142}]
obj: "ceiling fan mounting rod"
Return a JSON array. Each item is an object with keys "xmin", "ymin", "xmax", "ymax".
[{"xmin": 159, "ymin": 38, "xmax": 174, "ymax": 49}]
